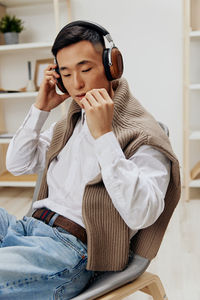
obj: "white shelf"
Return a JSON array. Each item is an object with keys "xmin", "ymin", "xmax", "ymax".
[
  {"xmin": 0, "ymin": 0, "xmax": 56, "ymax": 7},
  {"xmin": 189, "ymin": 179, "xmax": 200, "ymax": 188},
  {"xmin": 0, "ymin": 133, "xmax": 13, "ymax": 143},
  {"xmin": 0, "ymin": 42, "xmax": 52, "ymax": 54},
  {"xmin": 0, "ymin": 134, "xmax": 13, "ymax": 143},
  {"xmin": 189, "ymin": 84, "xmax": 200, "ymax": 90},
  {"xmin": 0, "ymin": 181, "xmax": 36, "ymax": 187},
  {"xmin": 0, "ymin": 138, "xmax": 12, "ymax": 144},
  {"xmin": 190, "ymin": 30, "xmax": 200, "ymax": 37},
  {"xmin": 0, "ymin": 92, "xmax": 38, "ymax": 99},
  {"xmin": 189, "ymin": 131, "xmax": 200, "ymax": 140}
]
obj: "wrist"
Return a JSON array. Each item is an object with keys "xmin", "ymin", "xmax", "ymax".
[
  {"xmin": 93, "ymin": 129, "xmax": 113, "ymax": 140},
  {"xmin": 34, "ymin": 103, "xmax": 51, "ymax": 112}
]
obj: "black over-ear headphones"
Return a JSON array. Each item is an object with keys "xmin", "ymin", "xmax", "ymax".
[{"xmin": 55, "ymin": 20, "xmax": 124, "ymax": 94}]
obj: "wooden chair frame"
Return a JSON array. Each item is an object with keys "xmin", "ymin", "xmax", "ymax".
[{"xmin": 97, "ymin": 272, "xmax": 167, "ymax": 300}]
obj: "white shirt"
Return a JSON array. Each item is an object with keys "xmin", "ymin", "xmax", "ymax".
[{"xmin": 6, "ymin": 104, "xmax": 171, "ymax": 238}]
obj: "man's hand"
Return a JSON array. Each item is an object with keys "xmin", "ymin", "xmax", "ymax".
[
  {"xmin": 34, "ymin": 63, "xmax": 69, "ymax": 112},
  {"xmin": 80, "ymin": 88, "xmax": 114, "ymax": 139}
]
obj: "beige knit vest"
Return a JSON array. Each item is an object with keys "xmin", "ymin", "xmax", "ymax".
[{"xmin": 36, "ymin": 78, "xmax": 181, "ymax": 271}]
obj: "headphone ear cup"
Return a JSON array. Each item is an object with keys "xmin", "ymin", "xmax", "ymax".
[
  {"xmin": 57, "ymin": 77, "xmax": 68, "ymax": 94},
  {"xmin": 110, "ymin": 47, "xmax": 123, "ymax": 80},
  {"xmin": 103, "ymin": 48, "xmax": 113, "ymax": 81},
  {"xmin": 103, "ymin": 47, "xmax": 123, "ymax": 81}
]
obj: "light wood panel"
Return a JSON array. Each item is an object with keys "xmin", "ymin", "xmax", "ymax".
[
  {"xmin": 0, "ymin": 171, "xmax": 37, "ymax": 187},
  {"xmin": 0, "ymin": 171, "xmax": 37, "ymax": 182},
  {"xmin": 0, "ymin": 144, "xmax": 7, "ymax": 175},
  {"xmin": 0, "ymin": 186, "xmax": 34, "ymax": 218}
]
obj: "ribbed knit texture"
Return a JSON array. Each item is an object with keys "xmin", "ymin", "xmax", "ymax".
[{"xmin": 36, "ymin": 78, "xmax": 181, "ymax": 271}]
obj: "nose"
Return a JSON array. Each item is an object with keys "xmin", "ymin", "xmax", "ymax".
[{"xmin": 73, "ymin": 72, "xmax": 84, "ymax": 90}]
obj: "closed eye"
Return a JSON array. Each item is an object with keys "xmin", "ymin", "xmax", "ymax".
[
  {"xmin": 82, "ymin": 68, "xmax": 92, "ymax": 72},
  {"xmin": 63, "ymin": 74, "xmax": 71, "ymax": 77},
  {"xmin": 62, "ymin": 67, "xmax": 92, "ymax": 77}
]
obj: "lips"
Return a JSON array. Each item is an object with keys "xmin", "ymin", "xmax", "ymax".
[{"xmin": 76, "ymin": 93, "xmax": 86, "ymax": 99}]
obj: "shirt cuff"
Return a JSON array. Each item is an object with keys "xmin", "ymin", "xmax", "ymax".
[
  {"xmin": 22, "ymin": 104, "xmax": 50, "ymax": 132},
  {"xmin": 94, "ymin": 131, "xmax": 125, "ymax": 169}
]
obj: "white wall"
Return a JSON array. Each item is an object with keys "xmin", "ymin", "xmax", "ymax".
[
  {"xmin": 3, "ymin": 0, "xmax": 183, "ymax": 170},
  {"xmin": 71, "ymin": 0, "xmax": 183, "ymax": 168}
]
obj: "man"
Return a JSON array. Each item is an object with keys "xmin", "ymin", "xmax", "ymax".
[{"xmin": 1, "ymin": 21, "xmax": 180, "ymax": 299}]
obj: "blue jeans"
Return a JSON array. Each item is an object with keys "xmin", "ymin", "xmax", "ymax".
[{"xmin": 0, "ymin": 208, "xmax": 93, "ymax": 300}]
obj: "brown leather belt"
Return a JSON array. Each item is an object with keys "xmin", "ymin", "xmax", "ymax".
[{"xmin": 32, "ymin": 208, "xmax": 87, "ymax": 244}]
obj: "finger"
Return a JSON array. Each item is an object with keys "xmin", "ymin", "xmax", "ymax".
[
  {"xmin": 49, "ymin": 80, "xmax": 56, "ymax": 86},
  {"xmin": 90, "ymin": 89, "xmax": 106, "ymax": 104},
  {"xmin": 85, "ymin": 92, "xmax": 99, "ymax": 107},
  {"xmin": 46, "ymin": 70, "xmax": 60, "ymax": 78},
  {"xmin": 45, "ymin": 75, "xmax": 57, "ymax": 85},
  {"xmin": 81, "ymin": 97, "xmax": 91, "ymax": 110},
  {"xmin": 45, "ymin": 63, "xmax": 57, "ymax": 71},
  {"xmin": 99, "ymin": 88, "xmax": 113, "ymax": 102}
]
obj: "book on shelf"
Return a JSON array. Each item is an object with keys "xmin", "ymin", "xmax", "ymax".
[{"xmin": 0, "ymin": 90, "xmax": 20, "ymax": 93}]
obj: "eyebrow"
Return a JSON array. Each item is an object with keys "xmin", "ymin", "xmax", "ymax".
[{"xmin": 59, "ymin": 60, "xmax": 91, "ymax": 71}]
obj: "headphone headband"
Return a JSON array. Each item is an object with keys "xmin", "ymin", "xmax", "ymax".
[
  {"xmin": 65, "ymin": 20, "xmax": 109, "ymax": 36},
  {"xmin": 65, "ymin": 20, "xmax": 115, "ymax": 47}
]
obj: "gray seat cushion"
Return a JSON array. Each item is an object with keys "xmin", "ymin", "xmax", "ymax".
[{"xmin": 71, "ymin": 254, "xmax": 150, "ymax": 300}]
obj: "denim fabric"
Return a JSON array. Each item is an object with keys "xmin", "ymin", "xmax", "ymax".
[{"xmin": 0, "ymin": 208, "xmax": 93, "ymax": 300}]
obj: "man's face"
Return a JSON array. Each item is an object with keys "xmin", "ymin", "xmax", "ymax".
[{"xmin": 56, "ymin": 40, "xmax": 111, "ymax": 107}]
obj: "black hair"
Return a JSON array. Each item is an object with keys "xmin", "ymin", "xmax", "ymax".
[{"xmin": 51, "ymin": 25, "xmax": 105, "ymax": 57}]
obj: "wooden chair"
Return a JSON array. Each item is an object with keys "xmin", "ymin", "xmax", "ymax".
[
  {"xmin": 27, "ymin": 122, "xmax": 172, "ymax": 300},
  {"xmin": 71, "ymin": 255, "xmax": 167, "ymax": 300}
]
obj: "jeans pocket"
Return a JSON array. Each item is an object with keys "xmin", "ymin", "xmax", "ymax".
[
  {"xmin": 54, "ymin": 268, "xmax": 93, "ymax": 300},
  {"xmin": 52, "ymin": 227, "xmax": 87, "ymax": 262}
]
